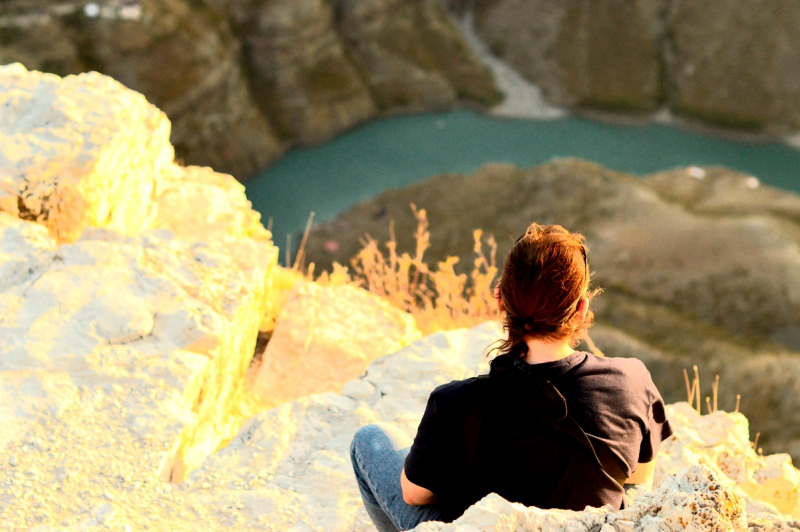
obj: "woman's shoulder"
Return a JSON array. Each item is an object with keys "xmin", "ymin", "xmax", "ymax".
[
  {"xmin": 428, "ymin": 376, "xmax": 485, "ymax": 416},
  {"xmin": 580, "ymin": 352, "xmax": 651, "ymax": 377},
  {"xmin": 430, "ymin": 376, "xmax": 482, "ymax": 401},
  {"xmin": 574, "ymin": 353, "xmax": 659, "ymax": 398}
]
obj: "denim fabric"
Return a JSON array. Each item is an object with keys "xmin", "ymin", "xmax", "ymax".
[{"xmin": 350, "ymin": 423, "xmax": 446, "ymax": 532}]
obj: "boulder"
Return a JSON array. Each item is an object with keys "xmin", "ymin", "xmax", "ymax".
[
  {"xmin": 0, "ymin": 67, "xmax": 280, "ymax": 531},
  {"xmin": 251, "ymin": 279, "xmax": 421, "ymax": 408},
  {"xmin": 0, "ymin": 64, "xmax": 172, "ymax": 243}
]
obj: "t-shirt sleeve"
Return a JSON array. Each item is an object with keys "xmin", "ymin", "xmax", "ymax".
[
  {"xmin": 404, "ymin": 392, "xmax": 447, "ymax": 494},
  {"xmin": 638, "ymin": 384, "xmax": 674, "ymax": 463}
]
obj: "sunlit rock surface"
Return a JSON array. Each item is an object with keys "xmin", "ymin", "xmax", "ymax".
[
  {"xmin": 413, "ymin": 465, "xmax": 748, "ymax": 532},
  {"xmin": 660, "ymin": 403, "xmax": 800, "ymax": 518},
  {"xmin": 251, "ymin": 279, "xmax": 421, "ymax": 408},
  {"xmin": 0, "ymin": 66, "xmax": 279, "ymax": 529},
  {"xmin": 0, "ymin": 63, "xmax": 173, "ymax": 243}
]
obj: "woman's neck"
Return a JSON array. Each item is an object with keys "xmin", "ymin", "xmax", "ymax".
[{"xmin": 523, "ymin": 337, "xmax": 575, "ymax": 365}]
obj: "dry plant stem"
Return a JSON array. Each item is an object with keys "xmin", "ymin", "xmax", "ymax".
[
  {"xmin": 693, "ymin": 365, "xmax": 701, "ymax": 415},
  {"xmin": 706, "ymin": 396, "xmax": 713, "ymax": 415},
  {"xmin": 286, "ymin": 234, "xmax": 292, "ymax": 268},
  {"xmin": 753, "ymin": 432, "xmax": 761, "ymax": 450},
  {"xmin": 713, "ymin": 375, "xmax": 720, "ymax": 412},
  {"xmin": 293, "ymin": 211, "xmax": 316, "ymax": 273},
  {"xmin": 735, "ymin": 394, "xmax": 741, "ymax": 413},
  {"xmin": 684, "ymin": 368, "xmax": 693, "ymax": 405},
  {"xmin": 349, "ymin": 205, "xmax": 498, "ymax": 334}
]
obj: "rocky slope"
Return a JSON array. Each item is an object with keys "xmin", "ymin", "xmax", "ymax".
[
  {"xmin": 2, "ymin": 65, "xmax": 800, "ymax": 532},
  {"xmin": 303, "ymin": 160, "xmax": 800, "ymax": 460},
  {"xmin": 0, "ymin": 64, "xmax": 421, "ymax": 530},
  {"xmin": 452, "ymin": 0, "xmax": 800, "ymax": 131},
  {"xmin": 0, "ymin": 0, "xmax": 497, "ymax": 179}
]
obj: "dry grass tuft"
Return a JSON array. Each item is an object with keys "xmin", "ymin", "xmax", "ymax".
[{"xmin": 348, "ymin": 205, "xmax": 499, "ymax": 335}]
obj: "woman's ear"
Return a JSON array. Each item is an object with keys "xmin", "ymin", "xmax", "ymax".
[
  {"xmin": 494, "ymin": 284, "xmax": 505, "ymax": 313},
  {"xmin": 576, "ymin": 298, "xmax": 589, "ymax": 320}
]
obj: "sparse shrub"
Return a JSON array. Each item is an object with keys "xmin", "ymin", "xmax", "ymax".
[{"xmin": 347, "ymin": 205, "xmax": 499, "ymax": 335}]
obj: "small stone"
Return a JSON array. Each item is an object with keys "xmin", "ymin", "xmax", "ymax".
[
  {"xmin": 9, "ymin": 456, "xmax": 17, "ymax": 467},
  {"xmin": 92, "ymin": 503, "xmax": 115, "ymax": 525}
]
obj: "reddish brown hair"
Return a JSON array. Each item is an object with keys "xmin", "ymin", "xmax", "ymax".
[{"xmin": 493, "ymin": 223, "xmax": 599, "ymax": 359}]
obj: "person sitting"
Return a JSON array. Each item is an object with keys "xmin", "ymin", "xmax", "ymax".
[{"xmin": 350, "ymin": 223, "xmax": 673, "ymax": 532}]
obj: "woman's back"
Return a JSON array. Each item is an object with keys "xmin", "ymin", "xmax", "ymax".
[{"xmin": 404, "ymin": 351, "xmax": 672, "ymax": 521}]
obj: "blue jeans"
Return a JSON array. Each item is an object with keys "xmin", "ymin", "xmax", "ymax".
[{"xmin": 350, "ymin": 423, "xmax": 445, "ymax": 532}]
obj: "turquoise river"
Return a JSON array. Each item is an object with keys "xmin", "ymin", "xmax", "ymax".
[{"xmin": 245, "ymin": 110, "xmax": 800, "ymax": 244}]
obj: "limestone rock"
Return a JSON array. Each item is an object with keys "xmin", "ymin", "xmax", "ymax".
[
  {"xmin": 469, "ymin": 0, "xmax": 664, "ymax": 111},
  {"xmin": 0, "ymin": 64, "xmax": 172, "ymax": 243},
  {"xmin": 660, "ymin": 403, "xmax": 800, "ymax": 518},
  {"xmin": 154, "ymin": 164, "xmax": 272, "ymax": 243},
  {"xmin": 251, "ymin": 279, "xmax": 421, "ymax": 408},
  {"xmin": 413, "ymin": 465, "xmax": 747, "ymax": 532},
  {"xmin": 0, "ymin": 66, "xmax": 279, "ymax": 530}
]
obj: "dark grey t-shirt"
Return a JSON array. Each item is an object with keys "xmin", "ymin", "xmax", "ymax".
[{"xmin": 404, "ymin": 352, "xmax": 673, "ymax": 521}]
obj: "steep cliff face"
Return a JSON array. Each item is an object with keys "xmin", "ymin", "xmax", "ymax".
[
  {"xmin": 469, "ymin": 0, "xmax": 664, "ymax": 111},
  {"xmin": 668, "ymin": 0, "xmax": 800, "ymax": 129},
  {"xmin": 0, "ymin": 0, "xmax": 497, "ymax": 179},
  {"xmin": 462, "ymin": 0, "xmax": 800, "ymax": 130}
]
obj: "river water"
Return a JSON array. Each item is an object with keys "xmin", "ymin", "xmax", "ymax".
[{"xmin": 245, "ymin": 110, "xmax": 800, "ymax": 243}]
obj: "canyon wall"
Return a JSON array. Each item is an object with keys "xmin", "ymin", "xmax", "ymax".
[
  {"xmin": 456, "ymin": 0, "xmax": 800, "ymax": 130},
  {"xmin": 0, "ymin": 0, "xmax": 497, "ymax": 179}
]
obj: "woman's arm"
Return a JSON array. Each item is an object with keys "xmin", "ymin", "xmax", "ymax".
[
  {"xmin": 624, "ymin": 458, "xmax": 656, "ymax": 485},
  {"xmin": 400, "ymin": 468, "xmax": 436, "ymax": 505}
]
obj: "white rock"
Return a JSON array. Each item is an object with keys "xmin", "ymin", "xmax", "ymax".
[
  {"xmin": 658, "ymin": 402, "xmax": 800, "ymax": 517},
  {"xmin": 187, "ymin": 322, "xmax": 500, "ymax": 532},
  {"xmin": 0, "ymin": 65, "xmax": 279, "ymax": 532},
  {"xmin": 414, "ymin": 465, "xmax": 746, "ymax": 532},
  {"xmin": 91, "ymin": 503, "xmax": 114, "ymax": 525},
  {"xmin": 0, "ymin": 64, "xmax": 173, "ymax": 243},
  {"xmin": 251, "ymin": 280, "xmax": 421, "ymax": 408}
]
